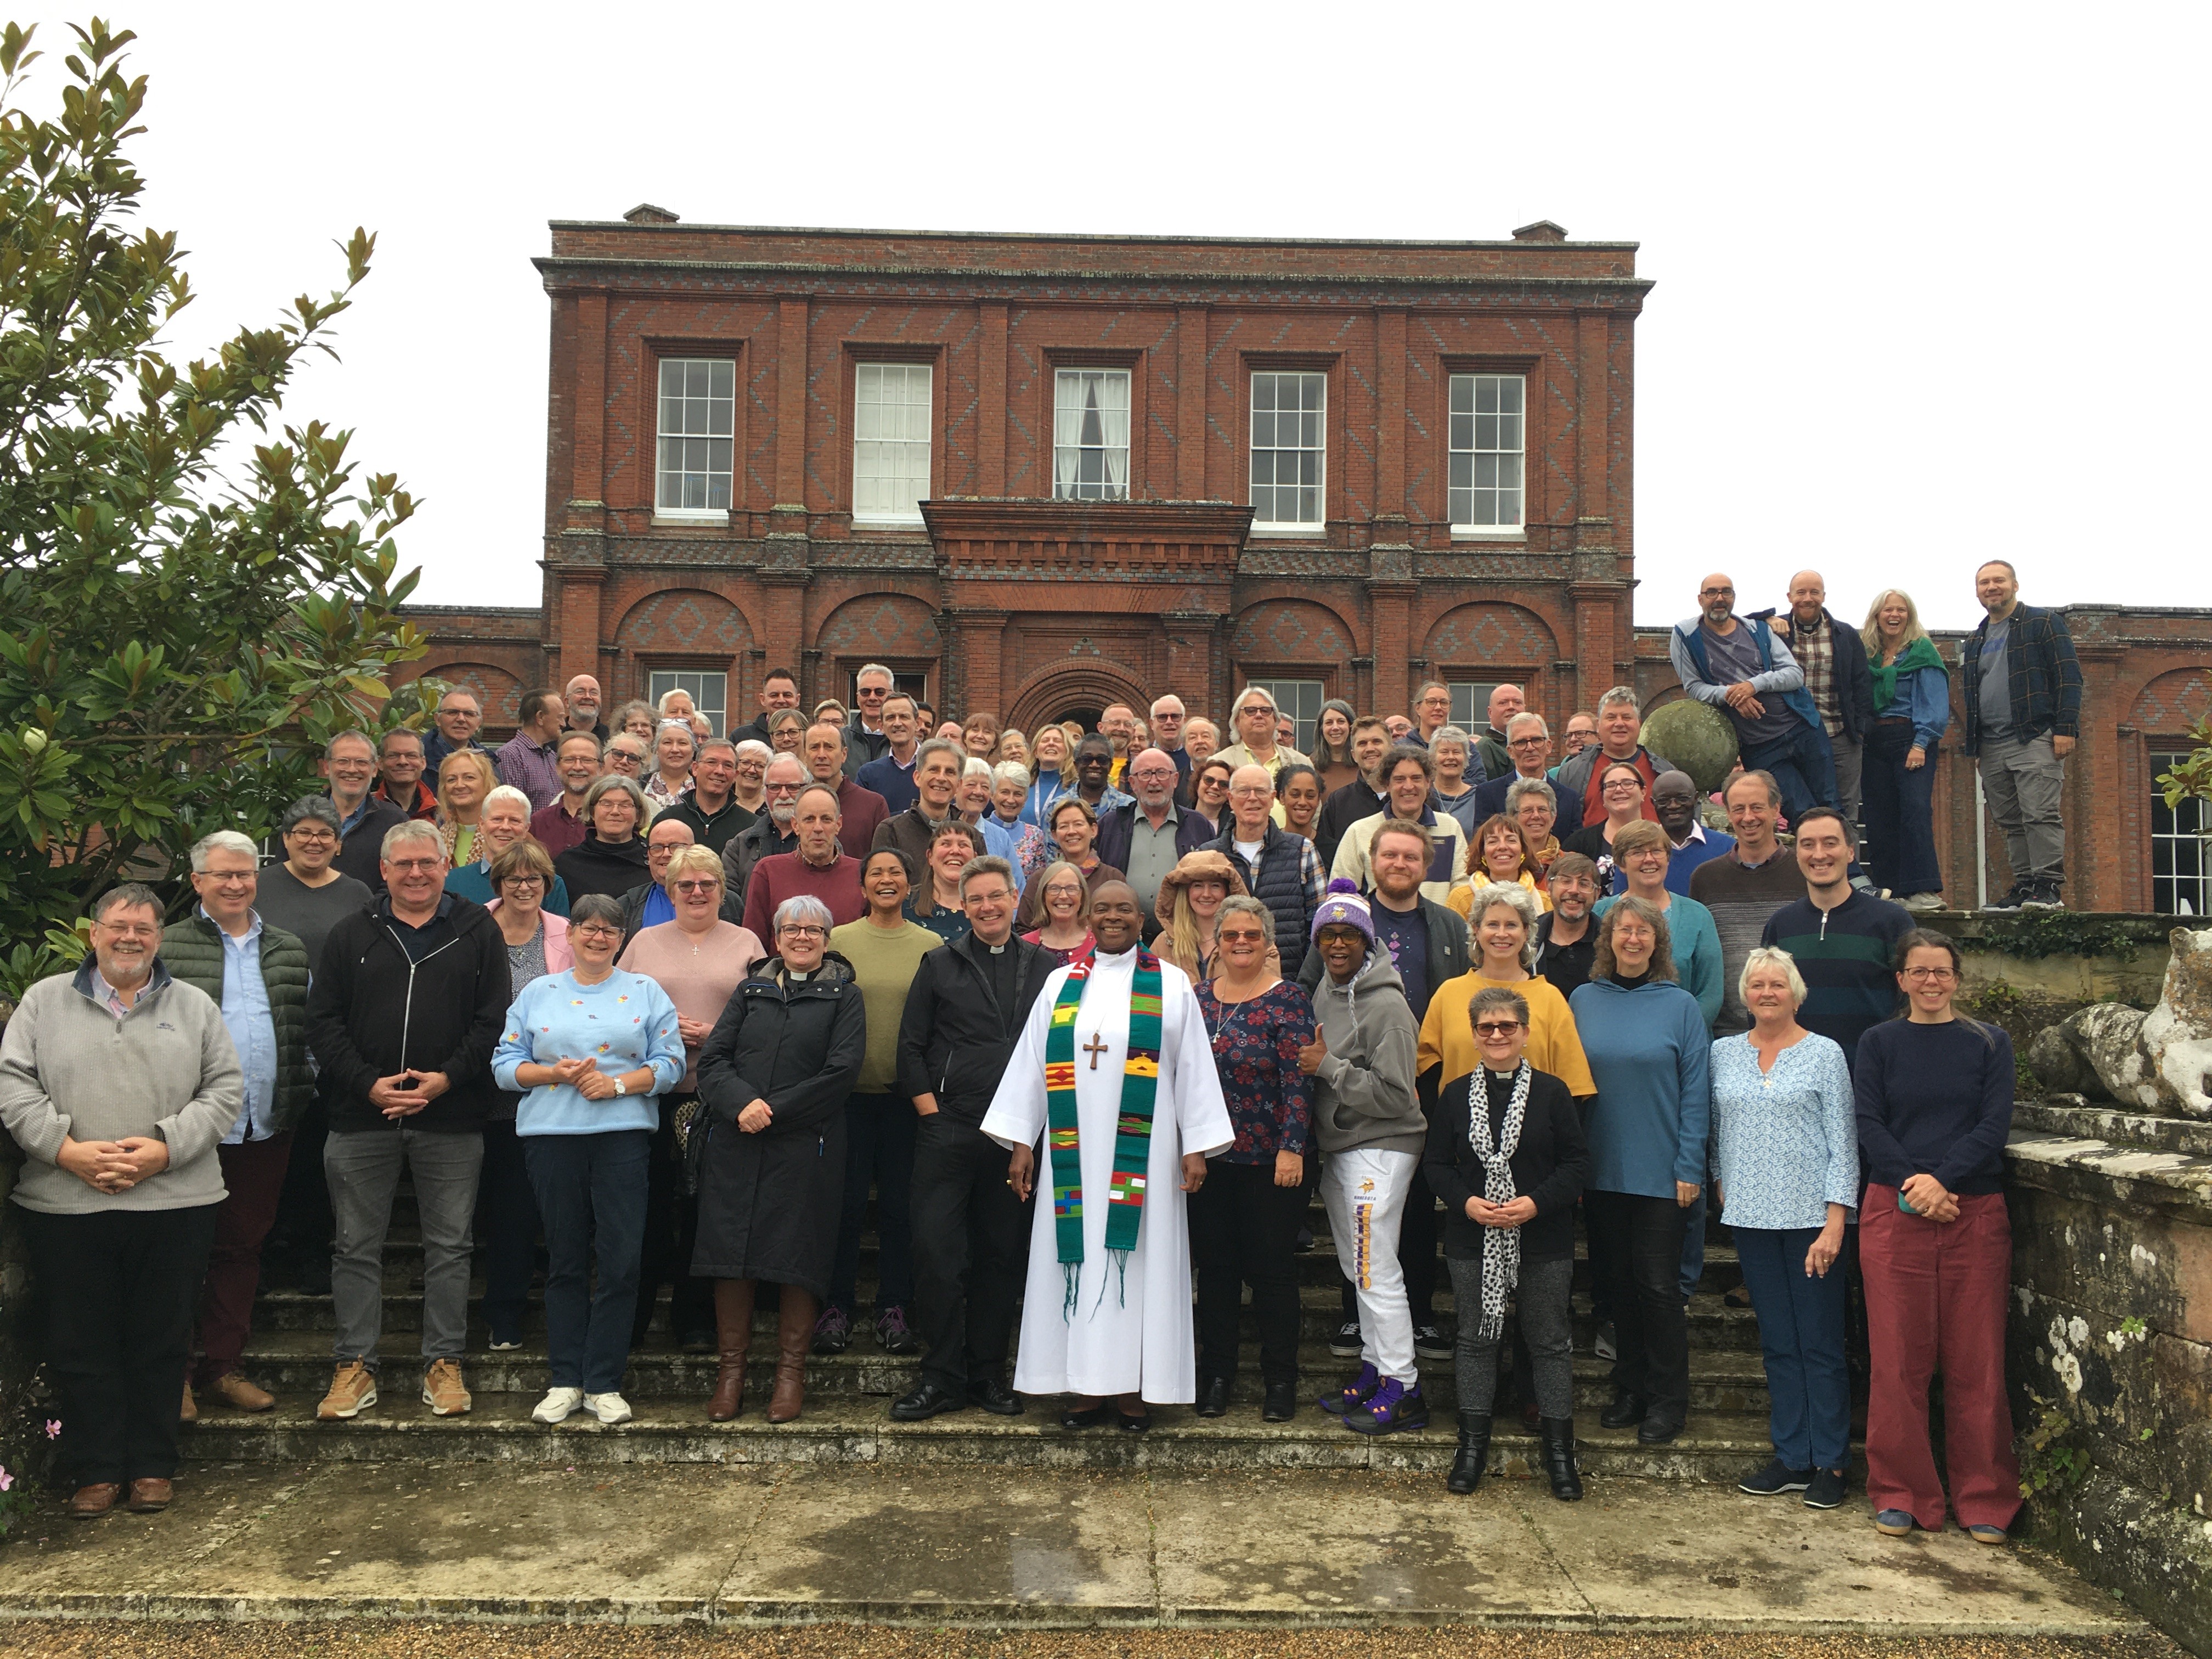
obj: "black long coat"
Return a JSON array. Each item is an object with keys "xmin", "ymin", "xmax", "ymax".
[{"xmin": 690, "ymin": 952, "xmax": 867, "ymax": 1294}]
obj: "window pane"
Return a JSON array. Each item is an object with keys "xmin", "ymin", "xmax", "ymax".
[
  {"xmin": 853, "ymin": 363, "xmax": 932, "ymax": 521},
  {"xmin": 1447, "ymin": 374, "xmax": 1526, "ymax": 530},
  {"xmin": 656, "ymin": 358, "xmax": 737, "ymax": 514},
  {"xmin": 1250, "ymin": 370, "xmax": 1324, "ymax": 526},
  {"xmin": 1053, "ymin": 369, "xmax": 1131, "ymax": 501}
]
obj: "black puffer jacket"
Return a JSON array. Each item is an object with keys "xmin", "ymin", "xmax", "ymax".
[
  {"xmin": 690, "ymin": 953, "xmax": 867, "ymax": 1294},
  {"xmin": 159, "ymin": 911, "xmax": 317, "ymax": 1132},
  {"xmin": 895, "ymin": 932, "xmax": 1051, "ymax": 1127}
]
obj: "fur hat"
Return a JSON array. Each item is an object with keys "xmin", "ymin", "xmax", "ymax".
[{"xmin": 1310, "ymin": 877, "xmax": 1376, "ymax": 945}]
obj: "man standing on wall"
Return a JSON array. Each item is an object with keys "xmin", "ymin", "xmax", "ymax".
[{"xmin": 1961, "ymin": 560, "xmax": 2081, "ymax": 911}]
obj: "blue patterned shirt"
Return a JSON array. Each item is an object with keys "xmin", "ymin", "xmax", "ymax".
[{"xmin": 1708, "ymin": 1030, "xmax": 1859, "ymax": 1231}]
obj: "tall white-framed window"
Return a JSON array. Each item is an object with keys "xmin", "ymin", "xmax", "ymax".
[
  {"xmin": 1249, "ymin": 370, "xmax": 1327, "ymax": 529},
  {"xmin": 2151, "ymin": 747, "xmax": 2210, "ymax": 915},
  {"xmin": 656, "ymin": 358, "xmax": 735, "ymax": 514},
  {"xmin": 647, "ymin": 670, "xmax": 727, "ymax": 737},
  {"xmin": 1448, "ymin": 373, "xmax": 1525, "ymax": 532},
  {"xmin": 1053, "ymin": 369, "xmax": 1131, "ymax": 500},
  {"xmin": 853, "ymin": 364, "xmax": 932, "ymax": 523},
  {"xmin": 1245, "ymin": 679, "xmax": 1325, "ymax": 753}
]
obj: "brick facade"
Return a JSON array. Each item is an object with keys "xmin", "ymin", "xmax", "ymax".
[{"xmin": 395, "ymin": 213, "xmax": 2212, "ymax": 914}]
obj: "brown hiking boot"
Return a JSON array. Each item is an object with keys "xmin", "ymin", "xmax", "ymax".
[
  {"xmin": 317, "ymin": 1361, "xmax": 379, "ymax": 1421},
  {"xmin": 708, "ymin": 1278, "xmax": 755, "ymax": 1421},
  {"xmin": 179, "ymin": 1380, "xmax": 197, "ymax": 1423},
  {"xmin": 768, "ymin": 1285, "xmax": 816, "ymax": 1423},
  {"xmin": 421, "ymin": 1359, "xmax": 472, "ymax": 1417},
  {"xmin": 212, "ymin": 1373, "xmax": 275, "ymax": 1412}
]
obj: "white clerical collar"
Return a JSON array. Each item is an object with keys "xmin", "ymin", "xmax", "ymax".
[{"xmin": 1094, "ymin": 943, "xmax": 1138, "ymax": 961}]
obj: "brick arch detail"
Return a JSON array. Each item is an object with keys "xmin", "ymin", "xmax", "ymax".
[
  {"xmin": 1231, "ymin": 599, "xmax": 1359, "ymax": 667},
  {"xmin": 1422, "ymin": 601, "xmax": 1560, "ymax": 667},
  {"xmin": 816, "ymin": 592, "xmax": 943, "ymax": 658},
  {"xmin": 2129, "ymin": 666, "xmax": 2212, "ymax": 733},
  {"xmin": 611, "ymin": 586, "xmax": 758, "ymax": 658},
  {"xmin": 1005, "ymin": 660, "xmax": 1150, "ymax": 737},
  {"xmin": 422, "ymin": 661, "xmax": 524, "ymax": 726}
]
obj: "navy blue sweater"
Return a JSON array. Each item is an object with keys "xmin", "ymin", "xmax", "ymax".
[
  {"xmin": 1759, "ymin": 889, "xmax": 1915, "ymax": 1068},
  {"xmin": 1852, "ymin": 1018, "xmax": 2015, "ymax": 1195}
]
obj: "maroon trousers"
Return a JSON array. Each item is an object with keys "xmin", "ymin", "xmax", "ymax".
[
  {"xmin": 1859, "ymin": 1186, "xmax": 2021, "ymax": 1532},
  {"xmin": 192, "ymin": 1132, "xmax": 294, "ymax": 1386}
]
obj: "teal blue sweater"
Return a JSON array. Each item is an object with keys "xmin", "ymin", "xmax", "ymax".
[
  {"xmin": 1568, "ymin": 977, "xmax": 1712, "ymax": 1198},
  {"xmin": 1595, "ymin": 891, "xmax": 1723, "ymax": 1029}
]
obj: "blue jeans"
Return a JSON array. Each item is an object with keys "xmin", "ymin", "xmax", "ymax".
[
  {"xmin": 1740, "ymin": 722, "xmax": 1839, "ymax": 823},
  {"xmin": 1864, "ymin": 719, "xmax": 1943, "ymax": 896},
  {"xmin": 524, "ymin": 1129, "xmax": 650, "ymax": 1393},
  {"xmin": 1736, "ymin": 1224, "xmax": 1852, "ymax": 1470}
]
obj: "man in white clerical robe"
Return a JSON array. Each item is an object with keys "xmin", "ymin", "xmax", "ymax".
[{"xmin": 981, "ymin": 883, "xmax": 1232, "ymax": 1411}]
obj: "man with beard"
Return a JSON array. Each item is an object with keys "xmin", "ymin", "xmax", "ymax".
[{"xmin": 721, "ymin": 753, "xmax": 805, "ymax": 901}]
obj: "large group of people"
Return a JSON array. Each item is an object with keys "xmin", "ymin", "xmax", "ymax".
[{"xmin": 3, "ymin": 562, "xmax": 2062, "ymax": 1544}]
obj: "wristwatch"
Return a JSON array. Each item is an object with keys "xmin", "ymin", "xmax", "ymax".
[{"xmin": 613, "ymin": 1077, "xmax": 627, "ymax": 1097}]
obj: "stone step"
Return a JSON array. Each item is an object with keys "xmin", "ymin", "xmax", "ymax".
[
  {"xmin": 181, "ymin": 1390, "xmax": 1814, "ymax": 1481},
  {"xmin": 251, "ymin": 1284, "xmax": 1767, "ymax": 1350},
  {"xmin": 227, "ymin": 1329, "xmax": 1780, "ymax": 1415}
]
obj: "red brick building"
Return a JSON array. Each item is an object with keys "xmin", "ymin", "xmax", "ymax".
[{"xmin": 398, "ymin": 211, "xmax": 2212, "ymax": 914}]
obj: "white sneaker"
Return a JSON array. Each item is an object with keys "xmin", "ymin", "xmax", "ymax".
[
  {"xmin": 1901, "ymin": 892, "xmax": 1946, "ymax": 912},
  {"xmin": 584, "ymin": 1391, "xmax": 634, "ymax": 1425},
  {"xmin": 531, "ymin": 1386, "xmax": 584, "ymax": 1424}
]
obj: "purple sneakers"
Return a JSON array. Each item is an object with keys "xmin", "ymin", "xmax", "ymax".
[
  {"xmin": 876, "ymin": 1306, "xmax": 919, "ymax": 1355},
  {"xmin": 1317, "ymin": 1362, "xmax": 1380, "ymax": 1416},
  {"xmin": 1345, "ymin": 1378, "xmax": 1430, "ymax": 1435},
  {"xmin": 811, "ymin": 1305, "xmax": 851, "ymax": 1355}
]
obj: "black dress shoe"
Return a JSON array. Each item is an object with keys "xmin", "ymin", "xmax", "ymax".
[
  {"xmin": 1059, "ymin": 1403, "xmax": 1111, "ymax": 1430},
  {"xmin": 1116, "ymin": 1408, "xmax": 1152, "ymax": 1433},
  {"xmin": 1637, "ymin": 1411, "xmax": 1686, "ymax": 1444},
  {"xmin": 1195, "ymin": 1376, "xmax": 1231, "ymax": 1418},
  {"xmin": 889, "ymin": 1381, "xmax": 968, "ymax": 1422},
  {"xmin": 967, "ymin": 1378, "xmax": 1023, "ymax": 1416},
  {"xmin": 1261, "ymin": 1380, "xmax": 1296, "ymax": 1423},
  {"xmin": 1599, "ymin": 1390, "xmax": 1649, "ymax": 1429}
]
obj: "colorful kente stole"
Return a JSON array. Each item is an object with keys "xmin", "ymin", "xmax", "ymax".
[{"xmin": 1043, "ymin": 948, "xmax": 1164, "ymax": 1315}]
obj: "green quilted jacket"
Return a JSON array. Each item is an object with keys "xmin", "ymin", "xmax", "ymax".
[{"xmin": 159, "ymin": 911, "xmax": 317, "ymax": 1132}]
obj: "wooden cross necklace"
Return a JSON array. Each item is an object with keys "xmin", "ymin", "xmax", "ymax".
[{"xmin": 1084, "ymin": 1032, "xmax": 1110, "ymax": 1069}]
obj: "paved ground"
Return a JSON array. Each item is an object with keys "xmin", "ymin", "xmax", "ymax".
[{"xmin": 0, "ymin": 1464, "xmax": 2149, "ymax": 1639}]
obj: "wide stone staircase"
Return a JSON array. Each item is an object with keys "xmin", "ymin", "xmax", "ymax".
[{"xmin": 186, "ymin": 1180, "xmax": 1809, "ymax": 1483}]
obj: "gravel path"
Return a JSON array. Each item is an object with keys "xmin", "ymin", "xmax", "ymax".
[{"xmin": 0, "ymin": 1626, "xmax": 2186, "ymax": 1659}]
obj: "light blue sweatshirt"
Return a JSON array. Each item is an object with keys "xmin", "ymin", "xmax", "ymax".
[
  {"xmin": 1568, "ymin": 977, "xmax": 1712, "ymax": 1198},
  {"xmin": 1595, "ymin": 891, "xmax": 1724, "ymax": 1029},
  {"xmin": 492, "ymin": 968, "xmax": 686, "ymax": 1136}
]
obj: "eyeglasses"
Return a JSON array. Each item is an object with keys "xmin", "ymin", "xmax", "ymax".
[
  {"xmin": 437, "ymin": 706, "xmax": 480, "ymax": 719},
  {"xmin": 673, "ymin": 879, "xmax": 720, "ymax": 894},
  {"xmin": 1902, "ymin": 967, "xmax": 1957, "ymax": 983},
  {"xmin": 778, "ymin": 925, "xmax": 827, "ymax": 940},
  {"xmin": 1474, "ymin": 1020, "xmax": 1524, "ymax": 1036},
  {"xmin": 764, "ymin": 782, "xmax": 804, "ymax": 794},
  {"xmin": 501, "ymin": 876, "xmax": 546, "ymax": 889},
  {"xmin": 573, "ymin": 923, "xmax": 624, "ymax": 941},
  {"xmin": 286, "ymin": 826, "xmax": 336, "ymax": 843},
  {"xmin": 1219, "ymin": 928, "xmax": 1269, "ymax": 944},
  {"xmin": 1508, "ymin": 736, "xmax": 1548, "ymax": 749},
  {"xmin": 387, "ymin": 857, "xmax": 443, "ymax": 873},
  {"xmin": 1603, "ymin": 777, "xmax": 1642, "ymax": 791}
]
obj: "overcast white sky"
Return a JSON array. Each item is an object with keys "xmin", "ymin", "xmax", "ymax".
[{"xmin": 15, "ymin": 2, "xmax": 2209, "ymax": 630}]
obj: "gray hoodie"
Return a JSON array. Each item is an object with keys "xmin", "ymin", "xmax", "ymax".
[
  {"xmin": 0, "ymin": 960, "xmax": 242, "ymax": 1216},
  {"xmin": 1308, "ymin": 944, "xmax": 1425, "ymax": 1156}
]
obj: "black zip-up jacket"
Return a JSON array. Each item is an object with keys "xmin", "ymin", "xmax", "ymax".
[
  {"xmin": 305, "ymin": 893, "xmax": 512, "ymax": 1133},
  {"xmin": 895, "ymin": 931, "xmax": 1051, "ymax": 1127},
  {"xmin": 1424, "ymin": 1065, "xmax": 1587, "ymax": 1264}
]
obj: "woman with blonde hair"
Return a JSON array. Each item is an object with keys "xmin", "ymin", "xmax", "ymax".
[
  {"xmin": 645, "ymin": 720, "xmax": 696, "ymax": 809},
  {"xmin": 1020, "ymin": 724, "xmax": 1074, "ymax": 827},
  {"xmin": 1860, "ymin": 589, "xmax": 1950, "ymax": 911},
  {"xmin": 1153, "ymin": 850, "xmax": 1252, "ymax": 983},
  {"xmin": 1448, "ymin": 814, "xmax": 1550, "ymax": 919},
  {"xmin": 435, "ymin": 748, "xmax": 498, "ymax": 867}
]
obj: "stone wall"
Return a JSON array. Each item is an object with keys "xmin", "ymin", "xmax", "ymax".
[{"xmin": 2006, "ymin": 1098, "xmax": 2212, "ymax": 1654}]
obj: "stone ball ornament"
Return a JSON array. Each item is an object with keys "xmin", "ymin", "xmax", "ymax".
[{"xmin": 1638, "ymin": 698, "xmax": 1740, "ymax": 795}]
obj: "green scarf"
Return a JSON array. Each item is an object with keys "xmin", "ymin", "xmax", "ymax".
[
  {"xmin": 1869, "ymin": 634, "xmax": 1946, "ymax": 711},
  {"xmin": 1043, "ymin": 947, "xmax": 1163, "ymax": 1315}
]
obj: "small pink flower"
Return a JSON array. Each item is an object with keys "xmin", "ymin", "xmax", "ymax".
[
  {"xmin": 0, "ymin": 1468, "xmax": 14, "ymax": 1492},
  {"xmin": 44, "ymin": 1420, "xmax": 60, "ymax": 1440}
]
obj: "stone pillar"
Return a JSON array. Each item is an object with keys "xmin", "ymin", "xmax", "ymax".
[{"xmin": 980, "ymin": 304, "xmax": 1008, "ymax": 496}]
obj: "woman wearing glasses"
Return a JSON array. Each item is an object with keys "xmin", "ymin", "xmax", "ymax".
[
  {"xmin": 256, "ymin": 797, "xmax": 374, "ymax": 971},
  {"xmin": 1424, "ymin": 985, "xmax": 1588, "ymax": 1500},
  {"xmin": 618, "ymin": 847, "xmax": 766, "ymax": 1355},
  {"xmin": 691, "ymin": 895, "xmax": 867, "ymax": 1424},
  {"xmin": 1560, "ymin": 761, "xmax": 1651, "ymax": 893},
  {"xmin": 492, "ymin": 893, "xmax": 686, "ymax": 1427},
  {"xmin": 1853, "ymin": 930, "xmax": 2019, "ymax": 1544}
]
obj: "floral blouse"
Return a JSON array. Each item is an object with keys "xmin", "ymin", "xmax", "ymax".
[{"xmin": 1196, "ymin": 978, "xmax": 1316, "ymax": 1165}]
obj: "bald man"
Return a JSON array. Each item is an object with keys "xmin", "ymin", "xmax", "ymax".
[{"xmin": 1745, "ymin": 571, "xmax": 1874, "ymax": 823}]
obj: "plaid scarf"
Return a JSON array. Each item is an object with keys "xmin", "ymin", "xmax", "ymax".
[{"xmin": 1045, "ymin": 949, "xmax": 1163, "ymax": 1314}]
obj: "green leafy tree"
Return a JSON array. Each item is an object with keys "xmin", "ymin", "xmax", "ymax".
[
  {"xmin": 2157, "ymin": 717, "xmax": 2212, "ymax": 836},
  {"xmin": 0, "ymin": 18, "xmax": 434, "ymax": 997}
]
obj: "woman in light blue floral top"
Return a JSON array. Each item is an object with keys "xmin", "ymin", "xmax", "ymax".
[{"xmin": 1709, "ymin": 945, "xmax": 1858, "ymax": 1511}]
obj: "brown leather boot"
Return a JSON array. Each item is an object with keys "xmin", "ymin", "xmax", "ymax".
[
  {"xmin": 766, "ymin": 1284, "xmax": 816, "ymax": 1423},
  {"xmin": 707, "ymin": 1278, "xmax": 755, "ymax": 1421}
]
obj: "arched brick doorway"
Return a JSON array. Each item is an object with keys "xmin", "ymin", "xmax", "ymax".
[{"xmin": 1006, "ymin": 662, "xmax": 1149, "ymax": 739}]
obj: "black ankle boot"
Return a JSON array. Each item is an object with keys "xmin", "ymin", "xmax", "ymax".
[
  {"xmin": 1541, "ymin": 1416, "xmax": 1583, "ymax": 1502},
  {"xmin": 1599, "ymin": 1389, "xmax": 1647, "ymax": 1429},
  {"xmin": 1446, "ymin": 1409, "xmax": 1492, "ymax": 1495}
]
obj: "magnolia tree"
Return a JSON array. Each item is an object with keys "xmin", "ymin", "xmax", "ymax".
[{"xmin": 0, "ymin": 19, "xmax": 435, "ymax": 997}]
